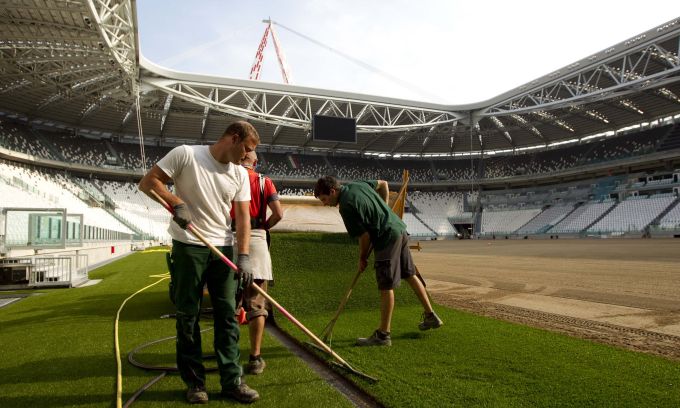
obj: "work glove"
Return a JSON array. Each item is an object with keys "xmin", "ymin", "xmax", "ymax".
[
  {"xmin": 172, "ymin": 203, "xmax": 192, "ymax": 229},
  {"xmin": 236, "ymin": 253, "xmax": 254, "ymax": 289}
]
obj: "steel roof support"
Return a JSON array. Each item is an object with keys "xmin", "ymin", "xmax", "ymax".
[
  {"xmin": 86, "ymin": 0, "xmax": 137, "ymax": 77},
  {"xmin": 200, "ymin": 89, "xmax": 215, "ymax": 138},
  {"xmin": 483, "ymin": 29, "xmax": 680, "ymax": 116},
  {"xmin": 141, "ymin": 77, "xmax": 461, "ymax": 133}
]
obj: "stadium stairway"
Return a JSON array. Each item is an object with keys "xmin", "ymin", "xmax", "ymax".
[
  {"xmin": 582, "ymin": 200, "xmax": 619, "ymax": 233},
  {"xmin": 323, "ymin": 156, "xmax": 333, "ymax": 174},
  {"xmin": 417, "ymin": 214, "xmax": 439, "ymax": 236},
  {"xmin": 103, "ymin": 140, "xmax": 122, "ymax": 166},
  {"xmin": 649, "ymin": 196, "xmax": 680, "ymax": 228},
  {"xmin": 429, "ymin": 160, "xmax": 438, "ymax": 181},
  {"xmin": 30, "ymin": 128, "xmax": 62, "ymax": 160},
  {"xmin": 77, "ymin": 178, "xmax": 148, "ymax": 239},
  {"xmin": 375, "ymin": 160, "xmax": 387, "ymax": 179},
  {"xmin": 656, "ymin": 123, "xmax": 680, "ymax": 152},
  {"xmin": 545, "ymin": 202, "xmax": 583, "ymax": 234},
  {"xmin": 577, "ymin": 139, "xmax": 602, "ymax": 165},
  {"xmin": 514, "ymin": 206, "xmax": 547, "ymax": 235},
  {"xmin": 473, "ymin": 208, "xmax": 482, "ymax": 235},
  {"xmin": 103, "ymin": 206, "xmax": 146, "ymax": 238},
  {"xmin": 553, "ymin": 201, "xmax": 583, "ymax": 227},
  {"xmin": 407, "ymin": 203, "xmax": 439, "ymax": 236},
  {"xmin": 258, "ymin": 151, "xmax": 269, "ymax": 169}
]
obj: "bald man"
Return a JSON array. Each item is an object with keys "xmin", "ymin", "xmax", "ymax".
[{"xmin": 230, "ymin": 151, "xmax": 283, "ymax": 375}]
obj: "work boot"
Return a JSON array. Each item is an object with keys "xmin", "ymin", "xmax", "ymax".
[
  {"xmin": 221, "ymin": 382, "xmax": 260, "ymax": 404},
  {"xmin": 246, "ymin": 356, "xmax": 266, "ymax": 375},
  {"xmin": 419, "ymin": 311, "xmax": 443, "ymax": 331},
  {"xmin": 356, "ymin": 330, "xmax": 391, "ymax": 346},
  {"xmin": 186, "ymin": 385, "xmax": 209, "ymax": 404}
]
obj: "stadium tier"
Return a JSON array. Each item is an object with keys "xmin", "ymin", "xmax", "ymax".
[
  {"xmin": 2, "ymin": 119, "xmax": 678, "ymax": 183},
  {"xmin": 2, "ymin": 118, "xmax": 680, "ymax": 242}
]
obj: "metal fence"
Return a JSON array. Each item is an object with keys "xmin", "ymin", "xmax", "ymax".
[
  {"xmin": 31, "ymin": 254, "xmax": 88, "ymax": 286},
  {"xmin": 27, "ymin": 254, "xmax": 89, "ymax": 287}
]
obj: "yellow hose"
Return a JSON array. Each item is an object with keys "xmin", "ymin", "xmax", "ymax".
[{"xmin": 114, "ymin": 274, "xmax": 170, "ymax": 408}]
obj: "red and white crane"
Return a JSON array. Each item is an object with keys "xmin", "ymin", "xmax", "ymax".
[
  {"xmin": 249, "ymin": 19, "xmax": 292, "ymax": 84},
  {"xmin": 249, "ymin": 19, "xmax": 437, "ymax": 100}
]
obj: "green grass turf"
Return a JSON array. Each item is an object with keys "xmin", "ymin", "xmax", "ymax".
[
  {"xmin": 0, "ymin": 247, "xmax": 352, "ymax": 408},
  {"xmin": 2, "ymin": 235, "xmax": 680, "ymax": 407},
  {"xmin": 269, "ymin": 233, "xmax": 680, "ymax": 407}
]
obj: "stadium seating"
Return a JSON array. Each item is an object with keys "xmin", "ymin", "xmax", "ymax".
[
  {"xmin": 583, "ymin": 126, "xmax": 667, "ymax": 164},
  {"xmin": 658, "ymin": 198, "xmax": 680, "ymax": 230},
  {"xmin": 515, "ymin": 203, "xmax": 576, "ymax": 234},
  {"xmin": 408, "ymin": 191, "xmax": 465, "ymax": 236},
  {"xmin": 327, "ymin": 155, "xmax": 383, "ymax": 180},
  {"xmin": 549, "ymin": 200, "xmax": 616, "ymax": 233},
  {"xmin": 2, "ymin": 119, "xmax": 678, "ymax": 243},
  {"xmin": 46, "ymin": 132, "xmax": 110, "ymax": 167},
  {"xmin": 262, "ymin": 152, "xmax": 329, "ymax": 178},
  {"xmin": 0, "ymin": 161, "xmax": 134, "ymax": 235},
  {"xmin": 0, "ymin": 121, "xmax": 56, "ymax": 160},
  {"xmin": 114, "ymin": 141, "xmax": 171, "ymax": 170},
  {"xmin": 480, "ymin": 207, "xmax": 543, "ymax": 235},
  {"xmin": 587, "ymin": 194, "xmax": 676, "ymax": 233},
  {"xmin": 431, "ymin": 158, "xmax": 477, "ymax": 181},
  {"xmin": 279, "ymin": 188, "xmax": 313, "ymax": 196},
  {"xmin": 2, "ymin": 120, "xmax": 677, "ymax": 181},
  {"xmin": 89, "ymin": 179, "xmax": 171, "ymax": 240},
  {"xmin": 402, "ymin": 213, "xmax": 433, "ymax": 237},
  {"xmin": 380, "ymin": 159, "xmax": 434, "ymax": 182}
]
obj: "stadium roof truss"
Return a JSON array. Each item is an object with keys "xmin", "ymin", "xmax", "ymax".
[
  {"xmin": 140, "ymin": 70, "xmax": 463, "ymax": 133},
  {"xmin": 1, "ymin": 0, "xmax": 680, "ymax": 155}
]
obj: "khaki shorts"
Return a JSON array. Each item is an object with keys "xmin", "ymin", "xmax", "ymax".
[
  {"xmin": 243, "ymin": 279, "xmax": 268, "ymax": 321},
  {"xmin": 373, "ymin": 232, "xmax": 416, "ymax": 290}
]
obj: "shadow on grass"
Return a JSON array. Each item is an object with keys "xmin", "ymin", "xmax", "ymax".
[
  {"xmin": 0, "ymin": 393, "xmax": 112, "ymax": 407},
  {"xmin": 122, "ymin": 389, "xmax": 186, "ymax": 404},
  {"xmin": 395, "ymin": 331, "xmax": 425, "ymax": 340},
  {"xmin": 0, "ymin": 354, "xmax": 114, "ymax": 384},
  {"xmin": 0, "ymin": 290, "xmax": 175, "ymax": 331},
  {"xmin": 128, "ymin": 343, "xmax": 311, "ymax": 370},
  {"xmin": 255, "ymin": 376, "xmax": 334, "ymax": 389}
]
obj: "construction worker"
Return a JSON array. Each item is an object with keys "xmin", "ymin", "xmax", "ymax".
[
  {"xmin": 139, "ymin": 121, "xmax": 260, "ymax": 404},
  {"xmin": 230, "ymin": 150, "xmax": 283, "ymax": 375},
  {"xmin": 314, "ymin": 175, "xmax": 443, "ymax": 346}
]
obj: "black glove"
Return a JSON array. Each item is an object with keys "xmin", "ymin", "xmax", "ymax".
[
  {"xmin": 236, "ymin": 254, "xmax": 254, "ymax": 289},
  {"xmin": 172, "ymin": 203, "xmax": 192, "ymax": 229}
]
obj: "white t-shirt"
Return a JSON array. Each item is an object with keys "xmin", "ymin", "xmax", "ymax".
[{"xmin": 157, "ymin": 145, "xmax": 250, "ymax": 246}]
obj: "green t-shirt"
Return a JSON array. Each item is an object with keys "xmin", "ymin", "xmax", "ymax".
[{"xmin": 338, "ymin": 180, "xmax": 406, "ymax": 250}]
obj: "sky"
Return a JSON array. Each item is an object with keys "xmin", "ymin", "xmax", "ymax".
[{"xmin": 137, "ymin": 1, "xmax": 680, "ymax": 105}]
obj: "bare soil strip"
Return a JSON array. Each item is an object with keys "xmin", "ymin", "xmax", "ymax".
[
  {"xmin": 430, "ymin": 290, "xmax": 680, "ymax": 361},
  {"xmin": 412, "ymin": 239, "xmax": 680, "ymax": 361}
]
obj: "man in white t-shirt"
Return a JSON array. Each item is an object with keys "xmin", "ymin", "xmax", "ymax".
[{"xmin": 139, "ymin": 121, "xmax": 260, "ymax": 404}]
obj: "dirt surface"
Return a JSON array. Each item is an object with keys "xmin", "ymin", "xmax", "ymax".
[{"xmin": 411, "ymin": 239, "xmax": 680, "ymax": 360}]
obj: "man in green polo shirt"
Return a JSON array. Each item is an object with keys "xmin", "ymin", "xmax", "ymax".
[{"xmin": 314, "ymin": 176, "xmax": 443, "ymax": 346}]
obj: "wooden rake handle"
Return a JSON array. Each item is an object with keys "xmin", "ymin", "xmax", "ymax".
[{"xmin": 149, "ymin": 189, "xmax": 355, "ymax": 369}]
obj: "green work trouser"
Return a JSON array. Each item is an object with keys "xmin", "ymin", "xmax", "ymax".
[{"xmin": 171, "ymin": 239, "xmax": 241, "ymax": 390}]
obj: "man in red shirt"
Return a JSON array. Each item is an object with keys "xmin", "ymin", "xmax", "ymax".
[{"xmin": 231, "ymin": 151, "xmax": 283, "ymax": 375}]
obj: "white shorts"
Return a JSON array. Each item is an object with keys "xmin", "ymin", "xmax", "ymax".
[{"xmin": 249, "ymin": 229, "xmax": 273, "ymax": 281}]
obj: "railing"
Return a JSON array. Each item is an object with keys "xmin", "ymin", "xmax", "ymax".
[
  {"xmin": 27, "ymin": 254, "xmax": 89, "ymax": 287},
  {"xmin": 650, "ymin": 224, "xmax": 680, "ymax": 233}
]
